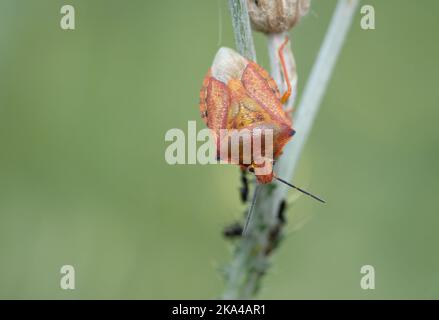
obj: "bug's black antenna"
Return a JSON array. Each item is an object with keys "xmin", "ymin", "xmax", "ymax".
[
  {"xmin": 274, "ymin": 176, "xmax": 326, "ymax": 204},
  {"xmin": 242, "ymin": 184, "xmax": 261, "ymax": 236}
]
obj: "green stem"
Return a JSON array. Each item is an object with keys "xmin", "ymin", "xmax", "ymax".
[{"xmin": 227, "ymin": 0, "xmax": 256, "ymax": 61}]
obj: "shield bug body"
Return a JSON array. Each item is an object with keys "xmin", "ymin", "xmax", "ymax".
[{"xmin": 199, "ymin": 38, "xmax": 324, "ymax": 204}]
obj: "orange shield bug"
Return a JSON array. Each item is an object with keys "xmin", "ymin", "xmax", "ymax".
[{"xmin": 199, "ymin": 38, "xmax": 324, "ymax": 203}]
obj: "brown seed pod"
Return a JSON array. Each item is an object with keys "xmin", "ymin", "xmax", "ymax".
[{"xmin": 247, "ymin": 0, "xmax": 311, "ymax": 34}]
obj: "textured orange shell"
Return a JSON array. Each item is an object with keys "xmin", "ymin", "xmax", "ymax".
[{"xmin": 199, "ymin": 60, "xmax": 294, "ymax": 183}]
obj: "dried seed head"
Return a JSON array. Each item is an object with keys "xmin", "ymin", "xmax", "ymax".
[{"xmin": 247, "ymin": 0, "xmax": 311, "ymax": 34}]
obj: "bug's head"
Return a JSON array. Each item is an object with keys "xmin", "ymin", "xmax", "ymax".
[{"xmin": 249, "ymin": 161, "xmax": 274, "ymax": 184}]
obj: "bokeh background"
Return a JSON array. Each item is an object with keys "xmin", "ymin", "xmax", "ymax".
[{"xmin": 0, "ymin": 0, "xmax": 438, "ymax": 299}]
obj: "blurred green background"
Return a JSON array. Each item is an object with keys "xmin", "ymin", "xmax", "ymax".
[{"xmin": 0, "ymin": 0, "xmax": 438, "ymax": 299}]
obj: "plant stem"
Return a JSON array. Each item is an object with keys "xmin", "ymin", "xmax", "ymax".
[
  {"xmin": 223, "ymin": 0, "xmax": 359, "ymax": 299},
  {"xmin": 228, "ymin": 0, "xmax": 256, "ymax": 61}
]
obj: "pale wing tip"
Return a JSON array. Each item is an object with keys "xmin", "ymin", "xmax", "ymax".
[{"xmin": 211, "ymin": 47, "xmax": 248, "ymax": 83}]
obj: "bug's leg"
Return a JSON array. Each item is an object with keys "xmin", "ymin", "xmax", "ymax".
[
  {"xmin": 239, "ymin": 167, "xmax": 249, "ymax": 203},
  {"xmin": 279, "ymin": 36, "xmax": 292, "ymax": 104}
]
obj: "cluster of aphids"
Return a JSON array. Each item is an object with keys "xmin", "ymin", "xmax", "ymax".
[
  {"xmin": 222, "ymin": 179, "xmax": 288, "ymax": 249},
  {"xmin": 222, "ymin": 201, "xmax": 287, "ymax": 256}
]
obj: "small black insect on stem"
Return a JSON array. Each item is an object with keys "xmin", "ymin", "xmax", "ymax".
[
  {"xmin": 265, "ymin": 200, "xmax": 288, "ymax": 255},
  {"xmin": 223, "ymin": 222, "xmax": 243, "ymax": 239},
  {"xmin": 239, "ymin": 169, "xmax": 249, "ymax": 203},
  {"xmin": 277, "ymin": 199, "xmax": 287, "ymax": 224}
]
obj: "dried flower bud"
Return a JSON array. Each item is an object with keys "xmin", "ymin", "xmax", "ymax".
[{"xmin": 247, "ymin": 0, "xmax": 311, "ymax": 34}]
